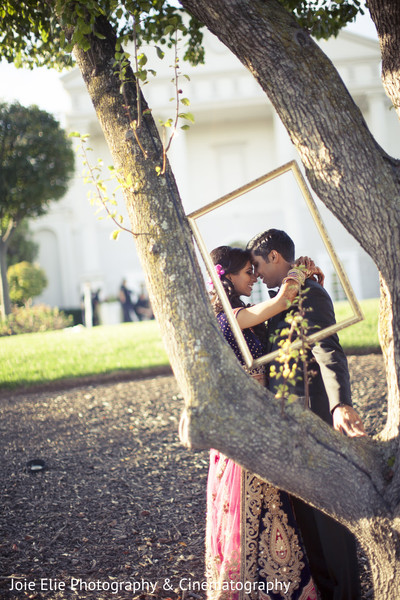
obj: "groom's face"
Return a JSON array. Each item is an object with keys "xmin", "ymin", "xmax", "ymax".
[{"xmin": 251, "ymin": 252, "xmax": 282, "ymax": 288}]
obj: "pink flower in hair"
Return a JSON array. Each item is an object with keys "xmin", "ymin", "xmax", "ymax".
[
  {"xmin": 215, "ymin": 264, "xmax": 225, "ymax": 277},
  {"xmin": 208, "ymin": 263, "xmax": 225, "ymax": 288}
]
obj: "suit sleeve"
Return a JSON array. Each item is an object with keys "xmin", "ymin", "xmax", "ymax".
[{"xmin": 303, "ymin": 281, "xmax": 352, "ymax": 413}]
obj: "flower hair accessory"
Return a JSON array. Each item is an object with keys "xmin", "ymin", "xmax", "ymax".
[
  {"xmin": 208, "ymin": 264, "xmax": 225, "ymax": 288},
  {"xmin": 215, "ymin": 264, "xmax": 225, "ymax": 277}
]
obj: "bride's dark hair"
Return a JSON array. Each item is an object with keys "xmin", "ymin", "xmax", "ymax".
[
  {"xmin": 210, "ymin": 245, "xmax": 268, "ymax": 347},
  {"xmin": 210, "ymin": 246, "xmax": 251, "ymax": 313}
]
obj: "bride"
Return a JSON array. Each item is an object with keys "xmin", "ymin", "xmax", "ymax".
[{"xmin": 205, "ymin": 245, "xmax": 319, "ymax": 600}]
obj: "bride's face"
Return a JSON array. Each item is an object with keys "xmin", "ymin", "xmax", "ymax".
[{"xmin": 227, "ymin": 260, "xmax": 257, "ymax": 297}]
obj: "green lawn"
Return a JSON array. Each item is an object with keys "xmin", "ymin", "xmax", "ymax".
[
  {"xmin": 0, "ymin": 298, "xmax": 380, "ymax": 391},
  {"xmin": 335, "ymin": 298, "xmax": 380, "ymax": 353},
  {"xmin": 0, "ymin": 320, "xmax": 168, "ymax": 390}
]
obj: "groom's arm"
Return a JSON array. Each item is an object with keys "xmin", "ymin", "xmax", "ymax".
[
  {"xmin": 303, "ymin": 281, "xmax": 366, "ymax": 436},
  {"xmin": 304, "ymin": 282, "xmax": 352, "ymax": 411}
]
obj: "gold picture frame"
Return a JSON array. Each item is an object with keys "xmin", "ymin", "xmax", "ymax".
[{"xmin": 187, "ymin": 160, "xmax": 364, "ymax": 369}]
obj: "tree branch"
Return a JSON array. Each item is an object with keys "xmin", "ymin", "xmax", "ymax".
[
  {"xmin": 368, "ymin": 0, "xmax": 400, "ymax": 120},
  {"xmin": 181, "ymin": 366, "xmax": 388, "ymax": 527},
  {"xmin": 179, "ymin": 0, "xmax": 400, "ymax": 281},
  {"xmin": 0, "ymin": 218, "xmax": 15, "ymax": 245}
]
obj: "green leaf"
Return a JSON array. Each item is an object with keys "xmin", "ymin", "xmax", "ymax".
[
  {"xmin": 163, "ymin": 25, "xmax": 175, "ymax": 36},
  {"xmin": 179, "ymin": 112, "xmax": 195, "ymax": 123},
  {"xmin": 156, "ymin": 46, "xmax": 165, "ymax": 59},
  {"xmin": 138, "ymin": 53, "xmax": 148, "ymax": 66}
]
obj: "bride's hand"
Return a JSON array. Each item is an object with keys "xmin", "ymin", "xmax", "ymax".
[
  {"xmin": 279, "ymin": 277, "xmax": 301, "ymax": 303},
  {"xmin": 295, "ymin": 256, "xmax": 325, "ymax": 286}
]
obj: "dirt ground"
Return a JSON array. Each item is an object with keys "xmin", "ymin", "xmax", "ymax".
[{"xmin": 0, "ymin": 355, "xmax": 387, "ymax": 600}]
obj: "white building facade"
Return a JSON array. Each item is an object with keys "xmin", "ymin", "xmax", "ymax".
[{"xmin": 30, "ymin": 30, "xmax": 398, "ymax": 314}]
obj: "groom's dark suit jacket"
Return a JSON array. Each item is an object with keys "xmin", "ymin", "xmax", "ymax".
[{"xmin": 267, "ymin": 278, "xmax": 352, "ymax": 424}]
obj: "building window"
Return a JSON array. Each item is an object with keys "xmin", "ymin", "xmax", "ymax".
[{"xmin": 330, "ymin": 271, "xmax": 347, "ymax": 302}]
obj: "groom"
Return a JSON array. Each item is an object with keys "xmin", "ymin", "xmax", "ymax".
[{"xmin": 247, "ymin": 228, "xmax": 365, "ymax": 600}]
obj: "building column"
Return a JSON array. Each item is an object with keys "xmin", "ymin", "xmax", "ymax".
[
  {"xmin": 164, "ymin": 124, "xmax": 189, "ymax": 206},
  {"xmin": 272, "ymin": 110, "xmax": 304, "ymax": 244},
  {"xmin": 367, "ymin": 91, "xmax": 389, "ymax": 150}
]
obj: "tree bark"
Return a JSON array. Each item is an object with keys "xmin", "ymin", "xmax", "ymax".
[
  {"xmin": 54, "ymin": 1, "xmax": 400, "ymax": 595},
  {"xmin": 0, "ymin": 220, "xmax": 14, "ymax": 318},
  {"xmin": 366, "ymin": 0, "xmax": 400, "ymax": 467},
  {"xmin": 368, "ymin": 0, "xmax": 400, "ymax": 121},
  {"xmin": 354, "ymin": 516, "xmax": 400, "ymax": 597}
]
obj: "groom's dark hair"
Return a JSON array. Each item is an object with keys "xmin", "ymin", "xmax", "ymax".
[{"xmin": 246, "ymin": 229, "xmax": 295, "ymax": 263}]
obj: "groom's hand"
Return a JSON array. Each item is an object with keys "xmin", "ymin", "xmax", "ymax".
[{"xmin": 332, "ymin": 405, "xmax": 367, "ymax": 437}]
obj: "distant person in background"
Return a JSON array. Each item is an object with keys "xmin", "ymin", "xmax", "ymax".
[
  {"xmin": 81, "ymin": 285, "xmax": 101, "ymax": 327},
  {"xmin": 119, "ymin": 279, "xmax": 134, "ymax": 322},
  {"xmin": 91, "ymin": 289, "xmax": 101, "ymax": 326},
  {"xmin": 134, "ymin": 287, "xmax": 154, "ymax": 321}
]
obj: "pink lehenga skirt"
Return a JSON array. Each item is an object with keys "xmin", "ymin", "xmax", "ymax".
[{"xmin": 205, "ymin": 450, "xmax": 317, "ymax": 600}]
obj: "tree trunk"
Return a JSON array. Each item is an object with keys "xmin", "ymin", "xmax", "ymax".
[
  {"xmin": 366, "ymin": 0, "xmax": 400, "ymax": 468},
  {"xmin": 354, "ymin": 516, "xmax": 400, "ymax": 597},
  {"xmin": 368, "ymin": 0, "xmax": 400, "ymax": 121},
  {"xmin": 0, "ymin": 235, "xmax": 12, "ymax": 318},
  {"xmin": 55, "ymin": 2, "xmax": 400, "ymax": 595}
]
